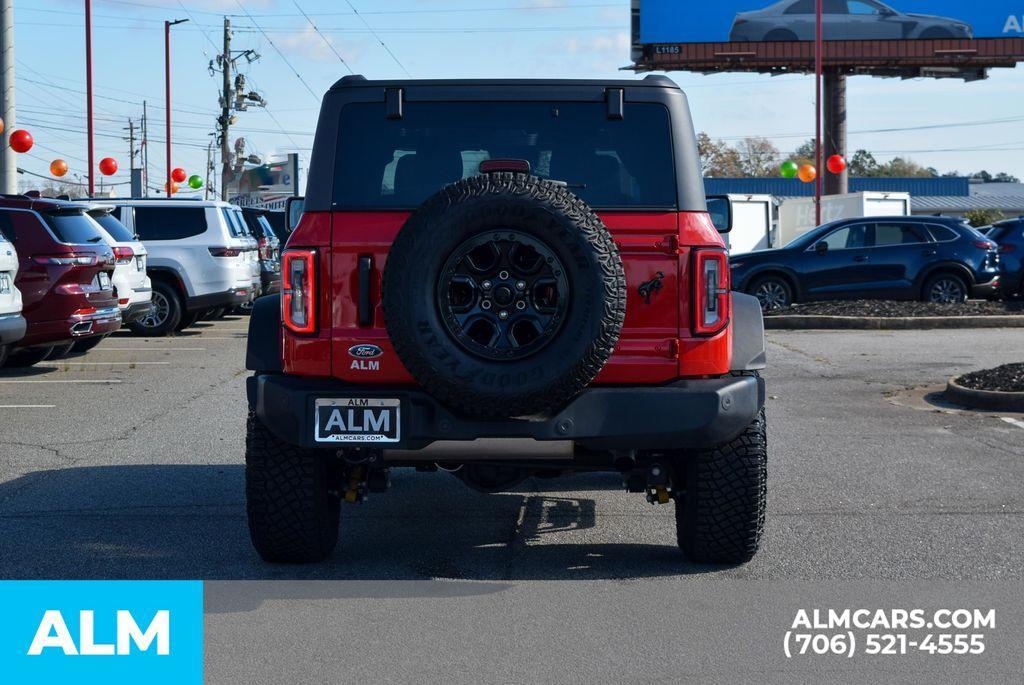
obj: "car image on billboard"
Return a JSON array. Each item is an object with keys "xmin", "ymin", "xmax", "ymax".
[
  {"xmin": 636, "ymin": 0, "xmax": 1022, "ymax": 44},
  {"xmin": 730, "ymin": 0, "xmax": 973, "ymax": 42}
]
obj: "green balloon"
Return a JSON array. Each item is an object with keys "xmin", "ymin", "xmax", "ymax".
[
  {"xmin": 187, "ymin": 174, "xmax": 203, "ymax": 189},
  {"xmin": 780, "ymin": 161, "xmax": 799, "ymax": 179}
]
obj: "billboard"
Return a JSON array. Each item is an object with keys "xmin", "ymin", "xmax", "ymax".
[{"xmin": 639, "ymin": 1, "xmax": 1023, "ymax": 44}]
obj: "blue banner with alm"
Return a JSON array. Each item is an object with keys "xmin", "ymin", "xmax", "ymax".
[
  {"xmin": 639, "ymin": 1, "xmax": 1024, "ymax": 44},
  {"xmin": 0, "ymin": 580, "xmax": 203, "ymax": 684}
]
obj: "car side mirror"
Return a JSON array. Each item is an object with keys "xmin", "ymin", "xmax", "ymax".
[
  {"xmin": 285, "ymin": 196, "xmax": 305, "ymax": 235},
  {"xmin": 815, "ymin": 242, "xmax": 829, "ymax": 255},
  {"xmin": 706, "ymin": 195, "xmax": 733, "ymax": 234}
]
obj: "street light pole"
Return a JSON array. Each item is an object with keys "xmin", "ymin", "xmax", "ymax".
[
  {"xmin": 164, "ymin": 18, "xmax": 188, "ymax": 198},
  {"xmin": 85, "ymin": 0, "xmax": 95, "ymax": 196},
  {"xmin": 814, "ymin": 0, "xmax": 823, "ymax": 226}
]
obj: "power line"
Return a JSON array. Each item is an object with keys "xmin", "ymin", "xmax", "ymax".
[
  {"xmin": 232, "ymin": 0, "xmax": 320, "ymax": 101},
  {"xmin": 343, "ymin": 0, "xmax": 411, "ymax": 78},
  {"xmin": 291, "ymin": 0, "xmax": 354, "ymax": 74}
]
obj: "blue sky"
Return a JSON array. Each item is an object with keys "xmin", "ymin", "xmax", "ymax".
[{"xmin": 11, "ymin": 0, "xmax": 1024, "ymax": 197}]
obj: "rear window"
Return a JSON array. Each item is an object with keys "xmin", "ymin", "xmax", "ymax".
[
  {"xmin": 255, "ymin": 214, "xmax": 277, "ymax": 241},
  {"xmin": 334, "ymin": 101, "xmax": 677, "ymax": 210},
  {"xmin": 42, "ymin": 211, "xmax": 107, "ymax": 244},
  {"xmin": 92, "ymin": 212, "xmax": 135, "ymax": 242},
  {"xmin": 926, "ymin": 224, "xmax": 959, "ymax": 242},
  {"xmin": 134, "ymin": 206, "xmax": 207, "ymax": 241},
  {"xmin": 222, "ymin": 209, "xmax": 250, "ymax": 238}
]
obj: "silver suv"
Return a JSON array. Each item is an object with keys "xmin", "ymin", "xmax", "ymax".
[{"xmin": 101, "ymin": 199, "xmax": 260, "ymax": 335}]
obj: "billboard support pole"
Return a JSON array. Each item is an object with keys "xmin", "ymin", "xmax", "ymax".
[
  {"xmin": 814, "ymin": 0, "xmax": 823, "ymax": 225},
  {"xmin": 824, "ymin": 70, "xmax": 848, "ymax": 196}
]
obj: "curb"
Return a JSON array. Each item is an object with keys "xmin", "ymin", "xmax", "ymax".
[
  {"xmin": 944, "ymin": 378, "xmax": 1024, "ymax": 412},
  {"xmin": 764, "ymin": 315, "xmax": 1024, "ymax": 330}
]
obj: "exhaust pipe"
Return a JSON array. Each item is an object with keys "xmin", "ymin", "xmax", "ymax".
[{"xmin": 71, "ymin": 321, "xmax": 94, "ymax": 336}]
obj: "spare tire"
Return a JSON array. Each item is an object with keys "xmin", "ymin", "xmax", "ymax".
[{"xmin": 383, "ymin": 172, "xmax": 625, "ymax": 419}]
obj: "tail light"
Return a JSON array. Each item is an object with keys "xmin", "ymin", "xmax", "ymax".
[
  {"xmin": 209, "ymin": 246, "xmax": 243, "ymax": 258},
  {"xmin": 1000, "ymin": 244, "xmax": 1016, "ymax": 254},
  {"xmin": 258, "ymin": 237, "xmax": 273, "ymax": 260},
  {"xmin": 112, "ymin": 246, "xmax": 135, "ymax": 264},
  {"xmin": 33, "ymin": 253, "xmax": 98, "ymax": 266},
  {"xmin": 693, "ymin": 249, "xmax": 730, "ymax": 336},
  {"xmin": 282, "ymin": 249, "xmax": 316, "ymax": 334},
  {"xmin": 974, "ymin": 240, "xmax": 996, "ymax": 250}
]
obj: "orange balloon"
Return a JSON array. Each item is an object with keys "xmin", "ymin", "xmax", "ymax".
[
  {"xmin": 164, "ymin": 181, "xmax": 180, "ymax": 194},
  {"xmin": 0, "ymin": 117, "xmax": 5, "ymax": 135},
  {"xmin": 50, "ymin": 159, "xmax": 68, "ymax": 177},
  {"xmin": 797, "ymin": 164, "xmax": 817, "ymax": 183}
]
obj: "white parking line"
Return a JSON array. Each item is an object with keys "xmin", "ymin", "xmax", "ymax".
[
  {"xmin": 0, "ymin": 379, "xmax": 122, "ymax": 384},
  {"xmin": 88, "ymin": 347, "xmax": 206, "ymax": 352},
  {"xmin": 1001, "ymin": 417, "xmax": 1024, "ymax": 431},
  {"xmin": 37, "ymin": 361, "xmax": 170, "ymax": 366},
  {"xmin": 0, "ymin": 404, "xmax": 55, "ymax": 408}
]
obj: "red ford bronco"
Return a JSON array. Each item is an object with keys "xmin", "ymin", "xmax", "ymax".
[{"xmin": 245, "ymin": 76, "xmax": 768, "ymax": 565}]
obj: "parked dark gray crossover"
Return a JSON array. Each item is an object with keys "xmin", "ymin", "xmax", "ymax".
[{"xmin": 730, "ymin": 0, "xmax": 973, "ymax": 42}]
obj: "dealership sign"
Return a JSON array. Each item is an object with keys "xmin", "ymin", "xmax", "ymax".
[{"xmin": 639, "ymin": 1, "xmax": 1024, "ymax": 43}]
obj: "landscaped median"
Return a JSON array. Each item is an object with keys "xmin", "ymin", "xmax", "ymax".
[
  {"xmin": 763, "ymin": 300, "xmax": 1024, "ymax": 330},
  {"xmin": 946, "ymin": 363, "xmax": 1024, "ymax": 412}
]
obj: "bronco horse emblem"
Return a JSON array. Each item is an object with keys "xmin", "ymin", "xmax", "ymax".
[{"xmin": 638, "ymin": 271, "xmax": 665, "ymax": 304}]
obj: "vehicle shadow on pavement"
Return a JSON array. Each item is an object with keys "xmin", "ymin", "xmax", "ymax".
[{"xmin": 0, "ymin": 465, "xmax": 723, "ymax": 583}]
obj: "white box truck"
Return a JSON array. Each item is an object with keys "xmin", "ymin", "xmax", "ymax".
[
  {"xmin": 719, "ymin": 194, "xmax": 775, "ymax": 254},
  {"xmin": 778, "ymin": 192, "xmax": 911, "ymax": 246}
]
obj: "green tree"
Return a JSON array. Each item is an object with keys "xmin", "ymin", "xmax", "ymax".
[
  {"xmin": 848, "ymin": 149, "xmax": 880, "ymax": 177},
  {"xmin": 963, "ymin": 209, "xmax": 1005, "ymax": 228},
  {"xmin": 737, "ymin": 137, "xmax": 781, "ymax": 177},
  {"xmin": 697, "ymin": 132, "xmax": 744, "ymax": 177}
]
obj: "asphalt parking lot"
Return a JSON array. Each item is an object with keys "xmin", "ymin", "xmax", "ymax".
[{"xmin": 2, "ymin": 319, "xmax": 1023, "ymax": 682}]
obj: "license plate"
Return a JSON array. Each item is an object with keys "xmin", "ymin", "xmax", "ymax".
[
  {"xmin": 314, "ymin": 398, "xmax": 400, "ymax": 443},
  {"xmin": 136, "ymin": 256, "xmax": 145, "ymax": 271},
  {"xmin": 0, "ymin": 273, "xmax": 9, "ymax": 294},
  {"xmin": 95, "ymin": 272, "xmax": 111, "ymax": 289}
]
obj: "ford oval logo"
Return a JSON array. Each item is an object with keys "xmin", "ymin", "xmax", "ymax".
[{"xmin": 348, "ymin": 344, "xmax": 383, "ymax": 359}]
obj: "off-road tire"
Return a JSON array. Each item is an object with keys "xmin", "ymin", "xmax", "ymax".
[
  {"xmin": 3, "ymin": 346, "xmax": 54, "ymax": 368},
  {"xmin": 383, "ymin": 172, "xmax": 626, "ymax": 419},
  {"xmin": 128, "ymin": 279, "xmax": 182, "ymax": 336},
  {"xmin": 675, "ymin": 406, "xmax": 767, "ymax": 564},
  {"xmin": 245, "ymin": 412, "xmax": 341, "ymax": 563}
]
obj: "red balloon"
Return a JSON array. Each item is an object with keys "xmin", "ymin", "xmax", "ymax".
[
  {"xmin": 827, "ymin": 154, "xmax": 847, "ymax": 175},
  {"xmin": 99, "ymin": 157, "xmax": 118, "ymax": 176},
  {"xmin": 50, "ymin": 159, "xmax": 68, "ymax": 177},
  {"xmin": 9, "ymin": 129, "xmax": 32, "ymax": 153},
  {"xmin": 171, "ymin": 167, "xmax": 187, "ymax": 183}
]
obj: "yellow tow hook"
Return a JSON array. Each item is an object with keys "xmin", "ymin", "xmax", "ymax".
[
  {"xmin": 646, "ymin": 486, "xmax": 671, "ymax": 505},
  {"xmin": 344, "ymin": 466, "xmax": 366, "ymax": 503}
]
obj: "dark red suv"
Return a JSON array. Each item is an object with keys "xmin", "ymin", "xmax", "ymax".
[{"xmin": 0, "ymin": 196, "xmax": 121, "ymax": 368}]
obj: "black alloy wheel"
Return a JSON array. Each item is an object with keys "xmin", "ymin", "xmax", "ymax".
[{"xmin": 437, "ymin": 231, "xmax": 569, "ymax": 361}]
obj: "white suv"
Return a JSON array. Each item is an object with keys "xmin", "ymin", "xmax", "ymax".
[
  {"xmin": 0, "ymin": 230, "xmax": 25, "ymax": 365},
  {"xmin": 101, "ymin": 199, "xmax": 259, "ymax": 335},
  {"xmin": 73, "ymin": 204, "xmax": 153, "ymax": 350}
]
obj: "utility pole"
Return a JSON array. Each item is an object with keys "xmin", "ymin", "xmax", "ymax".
[
  {"xmin": 142, "ymin": 100, "xmax": 149, "ymax": 197},
  {"xmin": 165, "ymin": 19, "xmax": 189, "ymax": 198},
  {"xmin": 0, "ymin": 0, "xmax": 17, "ymax": 194},
  {"xmin": 205, "ymin": 140, "xmax": 213, "ymax": 200},
  {"xmin": 213, "ymin": 18, "xmax": 264, "ymax": 202},
  {"xmin": 126, "ymin": 118, "xmax": 143, "ymax": 197},
  {"xmin": 220, "ymin": 17, "xmax": 232, "ymax": 201}
]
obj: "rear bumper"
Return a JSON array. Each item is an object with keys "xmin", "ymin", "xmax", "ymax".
[
  {"xmin": 121, "ymin": 300, "xmax": 154, "ymax": 324},
  {"xmin": 247, "ymin": 373, "xmax": 766, "ymax": 452},
  {"xmin": 19, "ymin": 306, "xmax": 122, "ymax": 347},
  {"xmin": 0, "ymin": 312, "xmax": 26, "ymax": 346},
  {"xmin": 186, "ymin": 287, "xmax": 254, "ymax": 312},
  {"xmin": 972, "ymin": 273, "xmax": 1001, "ymax": 299}
]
